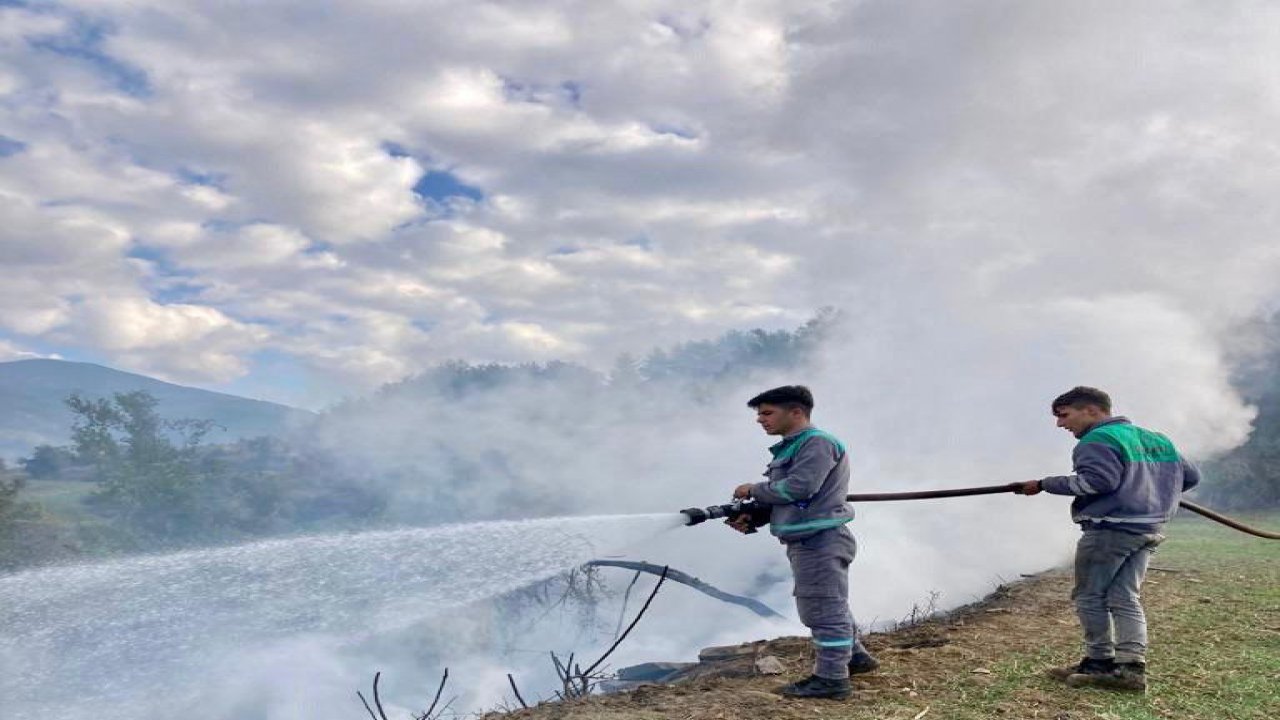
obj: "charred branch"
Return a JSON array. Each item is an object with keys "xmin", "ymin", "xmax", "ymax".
[
  {"xmin": 506, "ymin": 673, "xmax": 528, "ymax": 709},
  {"xmin": 585, "ymin": 560, "xmax": 782, "ymax": 619},
  {"xmin": 549, "ymin": 565, "xmax": 670, "ymax": 700}
]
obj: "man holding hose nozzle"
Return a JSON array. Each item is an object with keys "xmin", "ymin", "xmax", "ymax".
[
  {"xmin": 1014, "ymin": 386, "xmax": 1201, "ymax": 693},
  {"xmin": 728, "ymin": 385, "xmax": 879, "ymax": 700}
]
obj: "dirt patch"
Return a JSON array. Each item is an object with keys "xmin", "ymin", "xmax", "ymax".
[{"xmin": 483, "ymin": 569, "xmax": 1084, "ymax": 720}]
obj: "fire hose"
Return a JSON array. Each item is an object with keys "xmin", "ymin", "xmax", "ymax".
[{"xmin": 681, "ymin": 483, "xmax": 1280, "ymax": 540}]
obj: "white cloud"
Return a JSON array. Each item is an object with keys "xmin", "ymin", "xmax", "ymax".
[
  {"xmin": 159, "ymin": 223, "xmax": 312, "ymax": 270},
  {"xmin": 59, "ymin": 296, "xmax": 269, "ymax": 382},
  {"xmin": 0, "ymin": 0, "xmax": 1275, "ymax": 428},
  {"xmin": 0, "ymin": 339, "xmax": 57, "ymax": 362}
]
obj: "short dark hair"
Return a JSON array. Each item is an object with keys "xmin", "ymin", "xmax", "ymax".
[
  {"xmin": 1051, "ymin": 386, "xmax": 1112, "ymax": 414},
  {"xmin": 748, "ymin": 385, "xmax": 814, "ymax": 415}
]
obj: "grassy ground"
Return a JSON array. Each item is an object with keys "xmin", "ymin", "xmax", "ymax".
[
  {"xmin": 21, "ymin": 478, "xmax": 97, "ymax": 519},
  {"xmin": 489, "ymin": 513, "xmax": 1280, "ymax": 720}
]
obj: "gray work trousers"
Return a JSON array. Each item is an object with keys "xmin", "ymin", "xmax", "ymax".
[
  {"xmin": 785, "ymin": 526, "xmax": 868, "ymax": 679},
  {"xmin": 1072, "ymin": 527, "xmax": 1165, "ymax": 664}
]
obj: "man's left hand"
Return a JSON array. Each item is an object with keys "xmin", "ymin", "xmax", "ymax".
[
  {"xmin": 1014, "ymin": 480, "xmax": 1043, "ymax": 495},
  {"xmin": 733, "ymin": 483, "xmax": 753, "ymax": 499}
]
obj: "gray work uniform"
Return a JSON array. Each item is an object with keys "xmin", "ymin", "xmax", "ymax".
[
  {"xmin": 1040, "ymin": 417, "xmax": 1200, "ymax": 664},
  {"xmin": 750, "ymin": 427, "xmax": 869, "ymax": 679}
]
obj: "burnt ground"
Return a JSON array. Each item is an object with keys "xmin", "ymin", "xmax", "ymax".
[{"xmin": 481, "ymin": 568, "xmax": 1084, "ymax": 720}]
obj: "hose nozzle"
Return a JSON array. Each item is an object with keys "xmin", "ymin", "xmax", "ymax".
[{"xmin": 679, "ymin": 499, "xmax": 765, "ymax": 528}]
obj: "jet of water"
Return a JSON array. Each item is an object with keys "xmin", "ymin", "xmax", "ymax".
[{"xmin": 0, "ymin": 513, "xmax": 684, "ymax": 719}]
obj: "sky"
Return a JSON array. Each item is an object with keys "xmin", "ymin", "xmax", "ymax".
[{"xmin": 2, "ymin": 0, "xmax": 1280, "ymax": 412}]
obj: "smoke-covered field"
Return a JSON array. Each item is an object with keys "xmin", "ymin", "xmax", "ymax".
[{"xmin": 4, "ymin": 0, "xmax": 1280, "ymax": 718}]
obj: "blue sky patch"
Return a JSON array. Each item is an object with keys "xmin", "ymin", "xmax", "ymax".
[
  {"xmin": 176, "ymin": 167, "xmax": 228, "ymax": 189},
  {"xmin": 413, "ymin": 170, "xmax": 483, "ymax": 203},
  {"xmin": 650, "ymin": 124, "xmax": 698, "ymax": 140},
  {"xmin": 0, "ymin": 135, "xmax": 27, "ymax": 157},
  {"xmin": 381, "ymin": 141, "xmax": 413, "ymax": 159},
  {"xmin": 500, "ymin": 77, "xmax": 583, "ymax": 108},
  {"xmin": 151, "ymin": 280, "xmax": 207, "ymax": 305},
  {"xmin": 126, "ymin": 244, "xmax": 196, "ymax": 280},
  {"xmin": 501, "ymin": 77, "xmax": 533, "ymax": 102},
  {"xmin": 561, "ymin": 81, "xmax": 583, "ymax": 107},
  {"xmin": 27, "ymin": 13, "xmax": 152, "ymax": 97},
  {"xmin": 217, "ymin": 349, "xmax": 322, "ymax": 410}
]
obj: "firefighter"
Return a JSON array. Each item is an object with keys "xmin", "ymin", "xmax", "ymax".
[
  {"xmin": 730, "ymin": 385, "xmax": 879, "ymax": 700},
  {"xmin": 1015, "ymin": 386, "xmax": 1201, "ymax": 693}
]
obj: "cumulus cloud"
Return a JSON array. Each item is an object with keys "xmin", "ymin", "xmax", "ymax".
[
  {"xmin": 0, "ymin": 0, "xmax": 1276, "ymax": 426},
  {"xmin": 57, "ymin": 295, "xmax": 266, "ymax": 381}
]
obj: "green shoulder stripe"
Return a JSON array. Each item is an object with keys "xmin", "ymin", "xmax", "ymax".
[
  {"xmin": 772, "ymin": 428, "xmax": 846, "ymax": 462},
  {"xmin": 1081, "ymin": 423, "xmax": 1180, "ymax": 463}
]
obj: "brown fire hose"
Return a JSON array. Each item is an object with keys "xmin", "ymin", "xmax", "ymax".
[{"xmin": 845, "ymin": 483, "xmax": 1280, "ymax": 540}]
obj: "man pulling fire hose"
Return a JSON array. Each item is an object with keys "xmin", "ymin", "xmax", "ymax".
[
  {"xmin": 1011, "ymin": 386, "xmax": 1198, "ymax": 693},
  {"xmin": 681, "ymin": 384, "xmax": 1277, "ymax": 701}
]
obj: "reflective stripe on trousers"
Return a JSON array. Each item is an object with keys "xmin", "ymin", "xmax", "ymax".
[{"xmin": 786, "ymin": 526, "xmax": 868, "ymax": 679}]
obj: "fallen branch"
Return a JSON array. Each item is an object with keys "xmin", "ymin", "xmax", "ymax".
[{"xmin": 584, "ymin": 560, "xmax": 782, "ymax": 619}]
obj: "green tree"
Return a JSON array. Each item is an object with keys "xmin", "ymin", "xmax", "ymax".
[
  {"xmin": 0, "ymin": 460, "xmax": 75, "ymax": 571},
  {"xmin": 69, "ymin": 391, "xmax": 221, "ymax": 544},
  {"xmin": 19, "ymin": 444, "xmax": 79, "ymax": 480}
]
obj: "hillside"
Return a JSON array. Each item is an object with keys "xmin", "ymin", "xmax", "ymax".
[{"xmin": 0, "ymin": 359, "xmax": 314, "ymax": 460}]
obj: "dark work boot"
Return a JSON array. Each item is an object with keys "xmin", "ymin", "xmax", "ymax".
[
  {"xmin": 1047, "ymin": 656, "xmax": 1114, "ymax": 682},
  {"xmin": 778, "ymin": 674, "xmax": 852, "ymax": 700},
  {"xmin": 848, "ymin": 651, "xmax": 881, "ymax": 675},
  {"xmin": 1065, "ymin": 657, "xmax": 1127, "ymax": 688},
  {"xmin": 1092, "ymin": 662, "xmax": 1147, "ymax": 693}
]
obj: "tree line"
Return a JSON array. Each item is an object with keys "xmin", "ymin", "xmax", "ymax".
[
  {"xmin": 1, "ymin": 390, "xmax": 381, "ymax": 571},
  {"xmin": 3, "ymin": 310, "xmax": 1276, "ymax": 573}
]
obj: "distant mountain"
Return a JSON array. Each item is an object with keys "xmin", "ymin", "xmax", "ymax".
[{"xmin": 0, "ymin": 359, "xmax": 314, "ymax": 461}]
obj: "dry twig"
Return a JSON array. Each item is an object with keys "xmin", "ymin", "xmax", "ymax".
[
  {"xmin": 414, "ymin": 668, "xmax": 450, "ymax": 720},
  {"xmin": 549, "ymin": 565, "xmax": 671, "ymax": 699},
  {"xmin": 507, "ymin": 673, "xmax": 528, "ymax": 709}
]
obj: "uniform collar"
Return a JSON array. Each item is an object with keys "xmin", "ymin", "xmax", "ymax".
[
  {"xmin": 1081, "ymin": 415, "xmax": 1129, "ymax": 437},
  {"xmin": 769, "ymin": 424, "xmax": 815, "ymax": 457}
]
